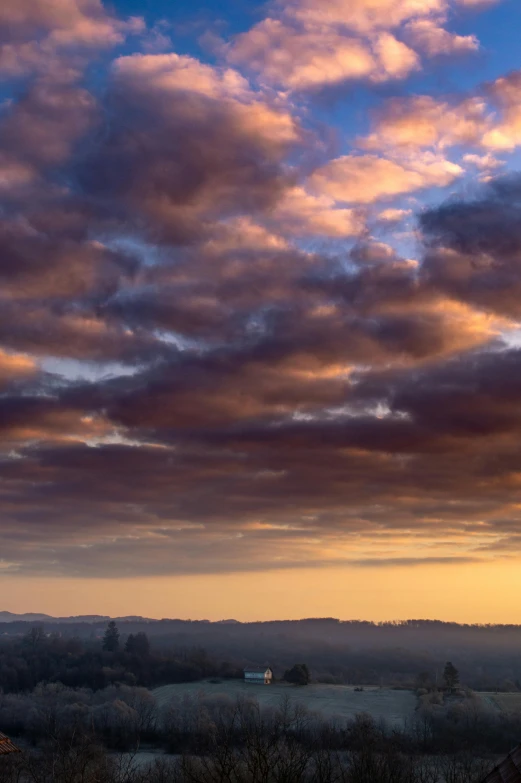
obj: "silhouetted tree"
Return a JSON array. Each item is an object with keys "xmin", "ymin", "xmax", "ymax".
[
  {"xmin": 125, "ymin": 632, "xmax": 150, "ymax": 656},
  {"xmin": 125, "ymin": 633, "xmax": 135, "ymax": 654},
  {"xmin": 23, "ymin": 626, "xmax": 45, "ymax": 648},
  {"xmin": 284, "ymin": 663, "xmax": 310, "ymax": 685},
  {"xmin": 102, "ymin": 621, "xmax": 120, "ymax": 652},
  {"xmin": 443, "ymin": 661, "xmax": 460, "ymax": 692}
]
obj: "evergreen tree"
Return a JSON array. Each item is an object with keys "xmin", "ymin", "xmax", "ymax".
[
  {"xmin": 102, "ymin": 621, "xmax": 120, "ymax": 652},
  {"xmin": 125, "ymin": 632, "xmax": 150, "ymax": 656},
  {"xmin": 443, "ymin": 661, "xmax": 460, "ymax": 692},
  {"xmin": 284, "ymin": 663, "xmax": 311, "ymax": 685}
]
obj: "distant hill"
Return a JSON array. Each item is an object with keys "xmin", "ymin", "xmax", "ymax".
[
  {"xmin": 0, "ymin": 611, "xmax": 154, "ymax": 624},
  {"xmin": 0, "ymin": 612, "xmax": 54, "ymax": 623}
]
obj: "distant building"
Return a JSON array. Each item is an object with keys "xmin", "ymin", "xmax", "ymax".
[
  {"xmin": 0, "ymin": 732, "xmax": 20, "ymax": 755},
  {"xmin": 481, "ymin": 743, "xmax": 521, "ymax": 782},
  {"xmin": 244, "ymin": 666, "xmax": 273, "ymax": 684}
]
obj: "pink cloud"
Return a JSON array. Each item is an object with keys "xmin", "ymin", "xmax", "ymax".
[
  {"xmin": 112, "ymin": 53, "xmax": 299, "ymax": 148},
  {"xmin": 483, "ymin": 71, "xmax": 521, "ymax": 151},
  {"xmin": 0, "ymin": 0, "xmax": 144, "ymax": 77},
  {"xmin": 404, "ymin": 18, "xmax": 479, "ymax": 57},
  {"xmin": 373, "ymin": 32, "xmax": 420, "ymax": 79},
  {"xmin": 227, "ymin": 19, "xmax": 377, "ymax": 90},
  {"xmin": 455, "ymin": 0, "xmax": 501, "ymax": 5},
  {"xmin": 378, "ymin": 208, "xmax": 413, "ymax": 221},
  {"xmin": 227, "ymin": 0, "xmax": 489, "ymax": 91},
  {"xmin": 268, "ymin": 187, "xmax": 366, "ymax": 237},
  {"xmin": 309, "ymin": 152, "xmax": 463, "ymax": 204},
  {"xmin": 281, "ymin": 0, "xmax": 446, "ymax": 34},
  {"xmin": 358, "ymin": 76, "xmax": 521, "ymax": 158},
  {"xmin": 360, "ymin": 95, "xmax": 490, "ymax": 150}
]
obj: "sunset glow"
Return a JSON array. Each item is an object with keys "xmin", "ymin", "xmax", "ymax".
[{"xmin": 1, "ymin": 0, "xmax": 521, "ymax": 621}]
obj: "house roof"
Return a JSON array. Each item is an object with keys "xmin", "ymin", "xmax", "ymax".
[
  {"xmin": 244, "ymin": 666, "xmax": 271, "ymax": 673},
  {"xmin": 0, "ymin": 732, "xmax": 20, "ymax": 755},
  {"xmin": 482, "ymin": 744, "xmax": 521, "ymax": 783}
]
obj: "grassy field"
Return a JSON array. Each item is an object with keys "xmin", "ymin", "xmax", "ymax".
[
  {"xmin": 490, "ymin": 693, "xmax": 521, "ymax": 712},
  {"xmin": 152, "ymin": 680, "xmax": 416, "ymax": 727}
]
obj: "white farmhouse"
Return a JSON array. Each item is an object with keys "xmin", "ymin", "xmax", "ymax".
[{"xmin": 243, "ymin": 666, "xmax": 273, "ymax": 684}]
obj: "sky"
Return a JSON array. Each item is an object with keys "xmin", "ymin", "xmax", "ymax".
[{"xmin": 2, "ymin": 0, "xmax": 521, "ymax": 622}]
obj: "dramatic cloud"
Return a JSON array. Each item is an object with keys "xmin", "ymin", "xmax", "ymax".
[
  {"xmin": 421, "ymin": 174, "xmax": 521, "ymax": 317},
  {"xmin": 0, "ymin": 0, "xmax": 520, "ymax": 589},
  {"xmin": 78, "ymin": 53, "xmax": 301, "ymax": 245},
  {"xmin": 227, "ymin": 0, "xmax": 484, "ymax": 91},
  {"xmin": 0, "ymin": 81, "xmax": 98, "ymax": 191}
]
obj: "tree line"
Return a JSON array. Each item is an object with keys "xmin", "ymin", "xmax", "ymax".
[
  {"xmin": 0, "ymin": 683, "xmax": 510, "ymax": 783},
  {"xmin": 0, "ymin": 624, "xmax": 240, "ymax": 694},
  {"xmin": 2, "ymin": 617, "xmax": 520, "ymax": 692}
]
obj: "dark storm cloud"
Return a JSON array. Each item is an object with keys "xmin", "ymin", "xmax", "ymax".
[
  {"xmin": 0, "ymin": 430, "xmax": 515, "ymax": 576},
  {"xmin": 421, "ymin": 173, "xmax": 521, "ymax": 316},
  {"xmin": 0, "ymin": 81, "xmax": 98, "ymax": 178},
  {"xmin": 0, "ymin": 219, "xmax": 133, "ymax": 298},
  {"xmin": 77, "ymin": 53, "xmax": 300, "ymax": 245}
]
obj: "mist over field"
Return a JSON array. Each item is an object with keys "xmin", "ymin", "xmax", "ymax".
[{"xmin": 3, "ymin": 616, "xmax": 521, "ymax": 691}]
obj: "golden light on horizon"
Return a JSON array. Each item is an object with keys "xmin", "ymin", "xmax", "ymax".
[
  {"xmin": 0, "ymin": 0, "xmax": 520, "ymax": 624},
  {"xmin": 3, "ymin": 558, "xmax": 521, "ymax": 623}
]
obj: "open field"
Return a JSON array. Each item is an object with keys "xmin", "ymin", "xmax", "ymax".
[
  {"xmin": 152, "ymin": 680, "xmax": 416, "ymax": 727},
  {"xmin": 489, "ymin": 693, "xmax": 521, "ymax": 712}
]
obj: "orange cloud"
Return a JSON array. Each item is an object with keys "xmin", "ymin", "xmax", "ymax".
[
  {"xmin": 227, "ymin": 0, "xmax": 487, "ymax": 91},
  {"xmin": 201, "ymin": 218, "xmax": 289, "ymax": 255},
  {"xmin": 378, "ymin": 208, "xmax": 413, "ymax": 221},
  {"xmin": 0, "ymin": 349, "xmax": 36, "ymax": 388},
  {"xmin": 227, "ymin": 20, "xmax": 377, "ymax": 90},
  {"xmin": 483, "ymin": 71, "xmax": 521, "ymax": 151},
  {"xmin": 358, "ymin": 73, "xmax": 521, "ymax": 159},
  {"xmin": 360, "ymin": 95, "xmax": 490, "ymax": 150},
  {"xmin": 112, "ymin": 53, "xmax": 300, "ymax": 149},
  {"xmin": 309, "ymin": 152, "xmax": 462, "ymax": 204},
  {"xmin": 268, "ymin": 187, "xmax": 366, "ymax": 237}
]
